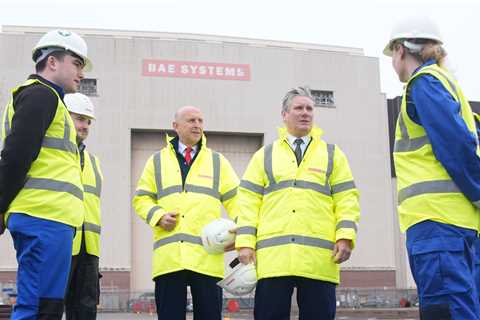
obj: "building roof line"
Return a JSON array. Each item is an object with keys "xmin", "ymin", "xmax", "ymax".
[{"xmin": 1, "ymin": 25, "xmax": 364, "ymax": 55}]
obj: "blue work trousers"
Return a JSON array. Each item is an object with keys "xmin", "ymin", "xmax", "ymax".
[
  {"xmin": 406, "ymin": 220, "xmax": 480, "ymax": 319},
  {"xmin": 8, "ymin": 213, "xmax": 74, "ymax": 320}
]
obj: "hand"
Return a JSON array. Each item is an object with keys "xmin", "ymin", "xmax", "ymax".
[
  {"xmin": 223, "ymin": 228, "xmax": 237, "ymax": 252},
  {"xmin": 0, "ymin": 214, "xmax": 5, "ymax": 236},
  {"xmin": 332, "ymin": 239, "xmax": 352, "ymax": 264},
  {"xmin": 238, "ymin": 247, "xmax": 256, "ymax": 265},
  {"xmin": 157, "ymin": 212, "xmax": 178, "ymax": 231}
]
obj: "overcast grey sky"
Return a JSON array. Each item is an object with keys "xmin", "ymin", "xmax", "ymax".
[{"xmin": 1, "ymin": 0, "xmax": 479, "ymax": 100}]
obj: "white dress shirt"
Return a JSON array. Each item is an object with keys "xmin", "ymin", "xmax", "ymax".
[
  {"xmin": 287, "ymin": 134, "xmax": 311, "ymax": 157},
  {"xmin": 178, "ymin": 141, "xmax": 198, "ymax": 159}
]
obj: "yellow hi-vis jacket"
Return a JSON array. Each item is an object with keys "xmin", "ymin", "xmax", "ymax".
[
  {"xmin": 72, "ymin": 149, "xmax": 103, "ymax": 256},
  {"xmin": 235, "ymin": 127, "xmax": 360, "ymax": 284},
  {"xmin": 133, "ymin": 134, "xmax": 239, "ymax": 279},
  {"xmin": 1, "ymin": 79, "xmax": 84, "ymax": 227},
  {"xmin": 393, "ymin": 63, "xmax": 480, "ymax": 233},
  {"xmin": 474, "ymin": 113, "xmax": 480, "ymax": 130}
]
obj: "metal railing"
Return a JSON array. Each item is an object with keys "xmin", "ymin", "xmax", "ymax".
[{"xmin": 0, "ymin": 282, "xmax": 418, "ymax": 313}]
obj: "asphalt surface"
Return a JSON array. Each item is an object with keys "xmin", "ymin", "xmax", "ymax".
[{"xmin": 95, "ymin": 312, "xmax": 418, "ymax": 320}]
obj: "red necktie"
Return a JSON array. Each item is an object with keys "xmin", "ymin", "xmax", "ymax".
[{"xmin": 185, "ymin": 146, "xmax": 192, "ymax": 165}]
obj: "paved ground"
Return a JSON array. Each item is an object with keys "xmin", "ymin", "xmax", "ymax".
[{"xmin": 96, "ymin": 311, "xmax": 418, "ymax": 320}]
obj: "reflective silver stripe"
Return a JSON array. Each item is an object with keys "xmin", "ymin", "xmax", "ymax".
[
  {"xmin": 398, "ymin": 112, "xmax": 408, "ymax": 140},
  {"xmin": 264, "ymin": 179, "xmax": 331, "ymax": 196},
  {"xmin": 83, "ymin": 153, "xmax": 102, "ymax": 197},
  {"xmin": 331, "ymin": 181, "xmax": 356, "ymax": 194},
  {"xmin": 394, "ymin": 110, "xmax": 431, "ymax": 153},
  {"xmin": 221, "ymin": 187, "xmax": 237, "ymax": 202},
  {"xmin": 262, "ymin": 143, "xmax": 333, "ymax": 196},
  {"xmin": 473, "ymin": 200, "xmax": 480, "ymax": 209},
  {"xmin": 4, "ymin": 110, "xmax": 10, "ymax": 136},
  {"xmin": 135, "ymin": 189, "xmax": 157, "ymax": 199},
  {"xmin": 295, "ymin": 180, "xmax": 331, "ymax": 196},
  {"xmin": 212, "ymin": 152, "xmax": 220, "ymax": 193},
  {"xmin": 42, "ymin": 137, "xmax": 77, "ymax": 153},
  {"xmin": 240, "ymin": 180, "xmax": 264, "ymax": 195},
  {"xmin": 336, "ymin": 220, "xmax": 357, "ymax": 232},
  {"xmin": 152, "ymin": 152, "xmax": 183, "ymax": 199},
  {"xmin": 396, "ymin": 69, "xmax": 459, "ymax": 154},
  {"xmin": 257, "ymin": 235, "xmax": 334, "ymax": 251},
  {"xmin": 185, "ymin": 184, "xmax": 220, "ymax": 199},
  {"xmin": 84, "ymin": 185, "xmax": 97, "ymax": 195},
  {"xmin": 398, "ymin": 180, "xmax": 460, "ymax": 204},
  {"xmin": 264, "ymin": 180, "xmax": 295, "ymax": 195},
  {"xmin": 5, "ymin": 107, "xmax": 77, "ymax": 153},
  {"xmin": 41, "ymin": 114, "xmax": 77, "ymax": 153},
  {"xmin": 394, "ymin": 136, "xmax": 430, "ymax": 153},
  {"xmin": 237, "ymin": 226, "xmax": 257, "ymax": 236},
  {"xmin": 147, "ymin": 205, "xmax": 162, "ymax": 224},
  {"xmin": 83, "ymin": 222, "xmax": 101, "ymax": 234},
  {"xmin": 158, "ymin": 185, "xmax": 183, "ymax": 198},
  {"xmin": 153, "ymin": 233, "xmax": 202, "ymax": 250},
  {"xmin": 326, "ymin": 144, "xmax": 335, "ymax": 183},
  {"xmin": 153, "ymin": 151, "xmax": 221, "ymax": 200},
  {"xmin": 24, "ymin": 177, "xmax": 83, "ymax": 200},
  {"xmin": 154, "ymin": 183, "xmax": 224, "ymax": 200},
  {"xmin": 89, "ymin": 153, "xmax": 102, "ymax": 194},
  {"xmin": 264, "ymin": 144, "xmax": 275, "ymax": 186},
  {"xmin": 153, "ymin": 152, "xmax": 163, "ymax": 199},
  {"xmin": 424, "ymin": 68, "xmax": 459, "ymax": 102}
]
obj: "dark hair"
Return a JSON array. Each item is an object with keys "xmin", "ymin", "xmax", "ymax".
[{"xmin": 34, "ymin": 50, "xmax": 69, "ymax": 73}]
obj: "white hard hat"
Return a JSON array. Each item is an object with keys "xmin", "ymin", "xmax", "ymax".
[
  {"xmin": 33, "ymin": 29, "xmax": 92, "ymax": 71},
  {"xmin": 383, "ymin": 16, "xmax": 443, "ymax": 56},
  {"xmin": 64, "ymin": 93, "xmax": 95, "ymax": 119},
  {"xmin": 201, "ymin": 218, "xmax": 236, "ymax": 254},
  {"xmin": 217, "ymin": 258, "xmax": 257, "ymax": 296}
]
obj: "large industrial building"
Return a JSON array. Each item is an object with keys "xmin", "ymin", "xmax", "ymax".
[{"xmin": 0, "ymin": 25, "xmax": 411, "ymax": 293}]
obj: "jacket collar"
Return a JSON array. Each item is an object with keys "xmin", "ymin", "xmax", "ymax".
[
  {"xmin": 166, "ymin": 133, "xmax": 206, "ymax": 152},
  {"xmin": 277, "ymin": 126, "xmax": 323, "ymax": 142}
]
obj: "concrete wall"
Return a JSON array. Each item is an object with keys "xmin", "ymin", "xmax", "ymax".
[{"xmin": 0, "ymin": 27, "xmax": 399, "ymax": 291}]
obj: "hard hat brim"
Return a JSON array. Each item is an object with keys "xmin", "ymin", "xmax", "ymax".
[
  {"xmin": 82, "ymin": 58, "xmax": 93, "ymax": 72},
  {"xmin": 383, "ymin": 44, "xmax": 393, "ymax": 57}
]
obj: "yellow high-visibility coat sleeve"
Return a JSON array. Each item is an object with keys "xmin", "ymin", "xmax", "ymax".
[
  {"xmin": 218, "ymin": 153, "xmax": 240, "ymax": 220},
  {"xmin": 133, "ymin": 154, "xmax": 166, "ymax": 228},
  {"xmin": 330, "ymin": 146, "xmax": 360, "ymax": 246},
  {"xmin": 235, "ymin": 148, "xmax": 265, "ymax": 249}
]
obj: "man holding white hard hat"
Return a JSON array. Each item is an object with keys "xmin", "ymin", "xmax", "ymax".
[{"xmin": 133, "ymin": 105, "xmax": 239, "ymax": 320}]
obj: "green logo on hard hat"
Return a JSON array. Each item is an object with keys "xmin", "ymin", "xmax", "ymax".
[{"xmin": 58, "ymin": 30, "xmax": 72, "ymax": 37}]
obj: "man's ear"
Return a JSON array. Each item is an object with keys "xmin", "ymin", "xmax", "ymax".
[
  {"xmin": 399, "ymin": 45, "xmax": 407, "ymax": 60},
  {"xmin": 45, "ymin": 55, "xmax": 58, "ymax": 71}
]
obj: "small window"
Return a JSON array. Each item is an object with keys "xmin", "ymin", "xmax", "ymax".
[
  {"xmin": 79, "ymin": 78, "xmax": 98, "ymax": 96},
  {"xmin": 311, "ymin": 90, "xmax": 335, "ymax": 108}
]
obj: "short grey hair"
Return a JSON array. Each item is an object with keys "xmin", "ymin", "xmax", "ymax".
[{"xmin": 281, "ymin": 86, "xmax": 314, "ymax": 112}]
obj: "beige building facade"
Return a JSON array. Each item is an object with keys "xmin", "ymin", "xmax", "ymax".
[{"xmin": 0, "ymin": 25, "xmax": 413, "ymax": 292}]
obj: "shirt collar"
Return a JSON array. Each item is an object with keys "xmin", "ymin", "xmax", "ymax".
[
  {"xmin": 178, "ymin": 140, "xmax": 198, "ymax": 154},
  {"xmin": 287, "ymin": 134, "xmax": 310, "ymax": 146}
]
